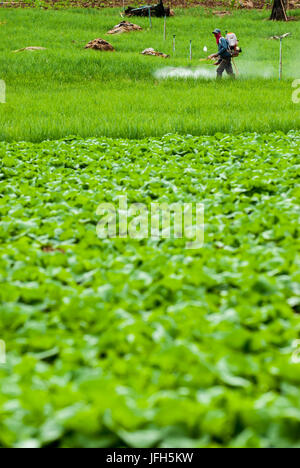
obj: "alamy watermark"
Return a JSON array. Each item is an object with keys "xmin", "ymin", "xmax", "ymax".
[
  {"xmin": 292, "ymin": 79, "xmax": 300, "ymax": 104},
  {"xmin": 0, "ymin": 340, "xmax": 6, "ymax": 364},
  {"xmin": 0, "ymin": 80, "xmax": 6, "ymax": 104},
  {"xmin": 96, "ymin": 196, "xmax": 204, "ymax": 249}
]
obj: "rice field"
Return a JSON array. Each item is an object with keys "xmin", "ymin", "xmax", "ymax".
[{"xmin": 0, "ymin": 7, "xmax": 299, "ymax": 141}]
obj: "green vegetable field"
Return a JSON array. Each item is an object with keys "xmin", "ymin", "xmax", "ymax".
[{"xmin": 0, "ymin": 132, "xmax": 299, "ymax": 448}]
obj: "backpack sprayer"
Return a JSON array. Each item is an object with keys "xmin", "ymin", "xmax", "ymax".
[
  {"xmin": 201, "ymin": 32, "xmax": 242, "ymax": 74},
  {"xmin": 226, "ymin": 32, "xmax": 242, "ymax": 57},
  {"xmin": 225, "ymin": 32, "xmax": 242, "ymax": 75}
]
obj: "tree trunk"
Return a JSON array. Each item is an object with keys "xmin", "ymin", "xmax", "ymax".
[
  {"xmin": 270, "ymin": 0, "xmax": 288, "ymax": 21},
  {"xmin": 125, "ymin": 1, "xmax": 171, "ymax": 18}
]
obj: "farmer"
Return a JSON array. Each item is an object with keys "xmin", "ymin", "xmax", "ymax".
[{"xmin": 208, "ymin": 28, "xmax": 235, "ymax": 79}]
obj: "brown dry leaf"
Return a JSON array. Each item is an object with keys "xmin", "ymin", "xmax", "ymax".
[
  {"xmin": 85, "ymin": 38, "xmax": 115, "ymax": 51},
  {"xmin": 42, "ymin": 245, "xmax": 65, "ymax": 254},
  {"xmin": 13, "ymin": 46, "xmax": 46, "ymax": 53},
  {"xmin": 213, "ymin": 10, "xmax": 231, "ymax": 17},
  {"xmin": 141, "ymin": 48, "xmax": 170, "ymax": 59},
  {"xmin": 107, "ymin": 21, "xmax": 142, "ymax": 35}
]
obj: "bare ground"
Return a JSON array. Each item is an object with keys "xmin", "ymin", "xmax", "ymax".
[
  {"xmin": 1, "ymin": 0, "xmax": 300, "ymax": 12},
  {"xmin": 0, "ymin": 1, "xmax": 273, "ymax": 10}
]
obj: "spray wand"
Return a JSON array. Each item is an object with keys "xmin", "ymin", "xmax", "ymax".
[{"xmin": 200, "ymin": 46, "xmax": 218, "ymax": 65}]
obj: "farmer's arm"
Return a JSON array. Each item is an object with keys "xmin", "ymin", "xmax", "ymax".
[{"xmin": 208, "ymin": 53, "xmax": 219, "ymax": 59}]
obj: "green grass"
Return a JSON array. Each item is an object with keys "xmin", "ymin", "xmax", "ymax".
[
  {"xmin": 0, "ymin": 132, "xmax": 299, "ymax": 448},
  {"xmin": 0, "ymin": 7, "xmax": 300, "ymax": 141}
]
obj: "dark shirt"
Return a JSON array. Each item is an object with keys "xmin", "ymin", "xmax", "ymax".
[{"xmin": 218, "ymin": 37, "xmax": 231, "ymax": 59}]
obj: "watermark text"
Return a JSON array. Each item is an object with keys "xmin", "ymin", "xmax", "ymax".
[
  {"xmin": 0, "ymin": 80, "xmax": 5, "ymax": 103},
  {"xmin": 0, "ymin": 340, "xmax": 6, "ymax": 364},
  {"xmin": 96, "ymin": 196, "xmax": 204, "ymax": 249},
  {"xmin": 292, "ymin": 79, "xmax": 300, "ymax": 104},
  {"xmin": 292, "ymin": 340, "xmax": 300, "ymax": 364}
]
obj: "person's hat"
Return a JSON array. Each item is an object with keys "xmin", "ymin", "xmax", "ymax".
[{"xmin": 212, "ymin": 28, "xmax": 221, "ymax": 35}]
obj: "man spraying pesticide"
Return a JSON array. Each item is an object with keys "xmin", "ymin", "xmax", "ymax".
[{"xmin": 206, "ymin": 29, "xmax": 242, "ymax": 79}]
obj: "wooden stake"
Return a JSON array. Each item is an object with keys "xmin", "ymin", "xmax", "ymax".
[
  {"xmin": 280, "ymin": 0, "xmax": 288, "ymax": 21},
  {"xmin": 279, "ymin": 38, "xmax": 283, "ymax": 80},
  {"xmin": 232, "ymin": 58, "xmax": 239, "ymax": 76},
  {"xmin": 173, "ymin": 34, "xmax": 176, "ymax": 53}
]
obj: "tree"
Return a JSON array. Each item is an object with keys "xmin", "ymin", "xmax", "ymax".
[
  {"xmin": 125, "ymin": 0, "xmax": 172, "ymax": 18},
  {"xmin": 270, "ymin": 0, "xmax": 288, "ymax": 21}
]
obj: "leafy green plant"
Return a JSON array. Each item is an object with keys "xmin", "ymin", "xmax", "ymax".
[{"xmin": 0, "ymin": 132, "xmax": 299, "ymax": 448}]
